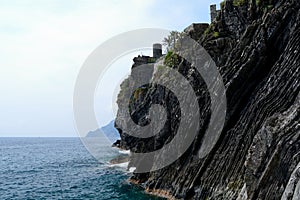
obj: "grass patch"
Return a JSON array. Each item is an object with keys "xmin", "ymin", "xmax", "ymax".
[
  {"xmin": 233, "ymin": 0, "xmax": 246, "ymax": 7},
  {"xmin": 164, "ymin": 51, "xmax": 180, "ymax": 67},
  {"xmin": 213, "ymin": 32, "xmax": 220, "ymax": 38},
  {"xmin": 147, "ymin": 57, "xmax": 156, "ymax": 63},
  {"xmin": 133, "ymin": 88, "xmax": 147, "ymax": 100}
]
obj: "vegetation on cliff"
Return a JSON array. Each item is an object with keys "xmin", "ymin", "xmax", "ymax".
[{"xmin": 115, "ymin": 0, "xmax": 300, "ymax": 199}]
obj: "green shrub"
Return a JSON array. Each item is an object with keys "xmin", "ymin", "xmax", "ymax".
[
  {"xmin": 164, "ymin": 51, "xmax": 180, "ymax": 67},
  {"xmin": 203, "ymin": 24, "xmax": 214, "ymax": 37},
  {"xmin": 133, "ymin": 88, "xmax": 146, "ymax": 100},
  {"xmin": 233, "ymin": 0, "xmax": 246, "ymax": 6},
  {"xmin": 204, "ymin": 27, "xmax": 210, "ymax": 36},
  {"xmin": 220, "ymin": 1, "xmax": 225, "ymax": 8},
  {"xmin": 147, "ymin": 57, "xmax": 156, "ymax": 63},
  {"xmin": 213, "ymin": 32, "xmax": 220, "ymax": 38}
]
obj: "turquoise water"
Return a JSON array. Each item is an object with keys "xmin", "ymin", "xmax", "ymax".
[{"xmin": 0, "ymin": 138, "xmax": 164, "ymax": 200}]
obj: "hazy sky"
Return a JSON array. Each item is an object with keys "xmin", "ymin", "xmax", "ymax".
[{"xmin": 0, "ymin": 0, "xmax": 220, "ymax": 137}]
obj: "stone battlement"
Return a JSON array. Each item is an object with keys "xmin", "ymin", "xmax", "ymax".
[{"xmin": 132, "ymin": 43, "xmax": 163, "ymax": 68}]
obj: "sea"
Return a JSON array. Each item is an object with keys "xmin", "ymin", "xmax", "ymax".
[{"xmin": 0, "ymin": 137, "xmax": 164, "ymax": 200}]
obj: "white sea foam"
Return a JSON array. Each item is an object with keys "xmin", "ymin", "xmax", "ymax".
[
  {"xmin": 108, "ymin": 161, "xmax": 129, "ymax": 169},
  {"xmin": 118, "ymin": 150, "xmax": 130, "ymax": 155},
  {"xmin": 129, "ymin": 167, "xmax": 136, "ymax": 173}
]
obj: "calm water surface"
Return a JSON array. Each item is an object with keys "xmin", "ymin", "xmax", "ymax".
[{"xmin": 0, "ymin": 137, "xmax": 164, "ymax": 200}]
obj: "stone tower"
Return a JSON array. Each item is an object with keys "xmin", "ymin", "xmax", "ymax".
[
  {"xmin": 153, "ymin": 43, "xmax": 162, "ymax": 58},
  {"xmin": 210, "ymin": 4, "xmax": 220, "ymax": 22}
]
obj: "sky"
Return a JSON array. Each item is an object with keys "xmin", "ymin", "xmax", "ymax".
[{"xmin": 0, "ymin": 0, "xmax": 220, "ymax": 137}]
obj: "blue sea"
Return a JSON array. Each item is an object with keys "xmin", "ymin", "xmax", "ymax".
[{"xmin": 0, "ymin": 137, "xmax": 164, "ymax": 200}]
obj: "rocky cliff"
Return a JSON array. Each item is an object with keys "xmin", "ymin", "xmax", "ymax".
[{"xmin": 114, "ymin": 0, "xmax": 300, "ymax": 199}]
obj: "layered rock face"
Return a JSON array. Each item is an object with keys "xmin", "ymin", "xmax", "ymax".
[{"xmin": 115, "ymin": 0, "xmax": 300, "ymax": 199}]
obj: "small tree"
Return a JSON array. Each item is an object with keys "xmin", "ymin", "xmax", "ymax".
[{"xmin": 163, "ymin": 31, "xmax": 184, "ymax": 52}]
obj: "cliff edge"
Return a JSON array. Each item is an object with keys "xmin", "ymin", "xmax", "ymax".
[{"xmin": 115, "ymin": 0, "xmax": 300, "ymax": 199}]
